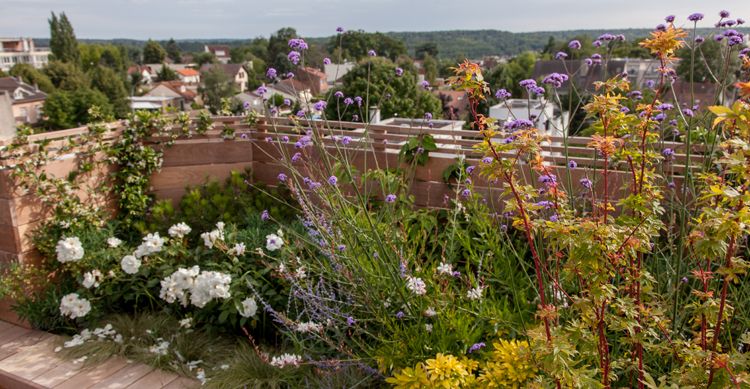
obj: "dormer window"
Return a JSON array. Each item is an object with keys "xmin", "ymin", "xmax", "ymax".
[{"xmin": 13, "ymin": 88, "xmax": 24, "ymax": 100}]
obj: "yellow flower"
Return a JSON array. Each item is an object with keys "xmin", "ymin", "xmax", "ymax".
[
  {"xmin": 478, "ymin": 339, "xmax": 538, "ymax": 388},
  {"xmin": 425, "ymin": 353, "xmax": 470, "ymax": 388},
  {"xmin": 736, "ymin": 81, "xmax": 750, "ymax": 99},
  {"xmin": 639, "ymin": 25, "xmax": 687, "ymax": 57},
  {"xmin": 386, "ymin": 362, "xmax": 430, "ymax": 389}
]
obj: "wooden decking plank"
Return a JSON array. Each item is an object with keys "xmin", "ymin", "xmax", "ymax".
[
  {"xmin": 0, "ymin": 369, "xmax": 46, "ymax": 389},
  {"xmin": 162, "ymin": 376, "xmax": 200, "ymax": 389},
  {"xmin": 33, "ymin": 360, "xmax": 84, "ymax": 388},
  {"xmin": 0, "ymin": 320, "xmax": 15, "ymax": 333},
  {"xmin": 0, "ymin": 329, "xmax": 50, "ymax": 361},
  {"xmin": 53, "ymin": 356, "xmax": 129, "ymax": 389},
  {"xmin": 0, "ymin": 336, "xmax": 62, "ymax": 380},
  {"xmin": 89, "ymin": 362, "xmax": 153, "ymax": 389},
  {"xmin": 124, "ymin": 369, "xmax": 178, "ymax": 388}
]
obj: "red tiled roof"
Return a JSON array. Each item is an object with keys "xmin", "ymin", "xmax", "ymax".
[{"xmin": 177, "ymin": 68, "xmax": 199, "ymax": 76}]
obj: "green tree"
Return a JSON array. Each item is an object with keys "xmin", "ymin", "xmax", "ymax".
[
  {"xmin": 415, "ymin": 42, "xmax": 439, "ymax": 60},
  {"xmin": 156, "ymin": 64, "xmax": 178, "ymax": 81},
  {"xmin": 676, "ymin": 40, "xmax": 737, "ymax": 84},
  {"xmin": 142, "ymin": 40, "xmax": 166, "ymax": 63},
  {"xmin": 199, "ymin": 67, "xmax": 237, "ymax": 113},
  {"xmin": 193, "ymin": 52, "xmax": 216, "ymax": 67},
  {"xmin": 43, "ymin": 88, "xmax": 113, "ymax": 129},
  {"xmin": 485, "ymin": 51, "xmax": 537, "ymax": 98},
  {"xmin": 48, "ymin": 12, "xmax": 80, "ymax": 64},
  {"xmin": 79, "ymin": 44, "xmax": 127, "ymax": 72},
  {"xmin": 165, "ymin": 39, "xmax": 182, "ymax": 63},
  {"xmin": 422, "ymin": 55, "xmax": 438, "ymax": 84},
  {"xmin": 44, "ymin": 60, "xmax": 88, "ymax": 90},
  {"xmin": 9, "ymin": 64, "xmax": 55, "ymax": 93},
  {"xmin": 327, "ymin": 30, "xmax": 407, "ymax": 62},
  {"xmin": 267, "ymin": 27, "xmax": 298, "ymax": 74},
  {"xmin": 324, "ymin": 58, "xmax": 441, "ymax": 122},
  {"xmin": 89, "ymin": 65, "xmax": 130, "ymax": 118}
]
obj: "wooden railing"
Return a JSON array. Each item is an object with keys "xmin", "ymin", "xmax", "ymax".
[{"xmin": 0, "ymin": 116, "xmax": 711, "ymax": 264}]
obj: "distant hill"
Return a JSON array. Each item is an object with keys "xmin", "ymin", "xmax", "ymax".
[{"xmin": 34, "ymin": 27, "xmax": 748, "ymax": 60}]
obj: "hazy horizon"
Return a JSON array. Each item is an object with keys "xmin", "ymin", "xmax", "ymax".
[{"xmin": 2, "ymin": 0, "xmax": 750, "ymax": 40}]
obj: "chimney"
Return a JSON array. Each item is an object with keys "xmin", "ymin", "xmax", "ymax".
[{"xmin": 368, "ymin": 106, "xmax": 380, "ymax": 124}]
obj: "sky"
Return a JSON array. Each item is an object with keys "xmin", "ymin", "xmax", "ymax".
[{"xmin": 2, "ymin": 0, "xmax": 750, "ymax": 40}]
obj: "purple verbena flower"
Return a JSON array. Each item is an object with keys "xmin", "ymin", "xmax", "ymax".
[
  {"xmin": 336, "ymin": 27, "xmax": 344, "ymax": 33},
  {"xmin": 261, "ymin": 209, "xmax": 270, "ymax": 221},
  {"xmin": 266, "ymin": 67, "xmax": 277, "ymax": 79},
  {"xmin": 424, "ymin": 112, "xmax": 433, "ymax": 120},
  {"xmin": 313, "ymin": 100, "xmax": 327, "ymax": 111},
  {"xmin": 395, "ymin": 67, "xmax": 404, "ymax": 77},
  {"xmin": 568, "ymin": 160, "xmax": 578, "ymax": 169},
  {"xmin": 323, "ymin": 57, "xmax": 331, "ymax": 65},
  {"xmin": 296, "ymin": 109, "xmax": 305, "ymax": 118},
  {"xmin": 328, "ymin": 175, "xmax": 338, "ymax": 185},
  {"xmin": 468, "ymin": 342, "xmax": 486, "ymax": 353},
  {"xmin": 367, "ymin": 49, "xmax": 376, "ymax": 57},
  {"xmin": 688, "ymin": 13, "xmax": 704, "ymax": 22},
  {"xmin": 277, "ymin": 173, "xmax": 288, "ymax": 182},
  {"xmin": 466, "ymin": 165, "xmax": 475, "ymax": 174},
  {"xmin": 256, "ymin": 84, "xmax": 268, "ymax": 96},
  {"xmin": 568, "ymin": 40, "xmax": 581, "ymax": 49},
  {"xmin": 495, "ymin": 88, "xmax": 511, "ymax": 100},
  {"xmin": 288, "ymin": 38, "xmax": 308, "ymax": 51},
  {"xmin": 461, "ymin": 189, "xmax": 471, "ymax": 198},
  {"xmin": 542, "ymin": 73, "xmax": 569, "ymax": 88},
  {"xmin": 665, "ymin": 15, "xmax": 675, "ymax": 23},
  {"xmin": 385, "ymin": 194, "xmax": 397, "ymax": 203},
  {"xmin": 287, "ymin": 50, "xmax": 301, "ymax": 65},
  {"xmin": 354, "ymin": 96, "xmax": 363, "ymax": 106},
  {"xmin": 420, "ymin": 80, "xmax": 430, "ymax": 89},
  {"xmin": 580, "ymin": 178, "xmax": 593, "ymax": 189},
  {"xmin": 720, "ymin": 10, "xmax": 730, "ymax": 18},
  {"xmin": 291, "ymin": 152, "xmax": 302, "ymax": 162}
]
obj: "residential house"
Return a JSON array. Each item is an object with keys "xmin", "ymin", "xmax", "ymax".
[
  {"xmin": 296, "ymin": 66, "xmax": 329, "ymax": 95},
  {"xmin": 0, "ymin": 91, "xmax": 15, "ymax": 138},
  {"xmin": 200, "ymin": 63, "xmax": 248, "ymax": 93},
  {"xmin": 532, "ymin": 59, "xmax": 626, "ymax": 94},
  {"xmin": 670, "ymin": 80, "xmax": 723, "ymax": 107},
  {"xmin": 129, "ymin": 96, "xmax": 180, "ymax": 111},
  {"xmin": 127, "ymin": 65, "xmax": 156, "ymax": 85},
  {"xmin": 204, "ymin": 45, "xmax": 231, "ymax": 64},
  {"xmin": 233, "ymin": 91, "xmax": 265, "ymax": 113},
  {"xmin": 324, "ymin": 62, "xmax": 355, "ymax": 85},
  {"xmin": 489, "ymin": 98, "xmax": 566, "ymax": 138},
  {"xmin": 143, "ymin": 81, "xmax": 198, "ymax": 111},
  {"xmin": 0, "ymin": 38, "xmax": 50, "ymax": 72},
  {"xmin": 266, "ymin": 79, "xmax": 312, "ymax": 105},
  {"xmin": 0, "ymin": 76, "xmax": 47, "ymax": 124},
  {"xmin": 177, "ymin": 68, "xmax": 200, "ymax": 84},
  {"xmin": 435, "ymin": 90, "xmax": 469, "ymax": 120}
]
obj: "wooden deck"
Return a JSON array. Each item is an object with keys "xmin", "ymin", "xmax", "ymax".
[{"xmin": 0, "ymin": 320, "xmax": 198, "ymax": 389}]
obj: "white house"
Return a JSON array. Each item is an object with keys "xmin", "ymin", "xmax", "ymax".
[
  {"xmin": 324, "ymin": 62, "xmax": 355, "ymax": 85},
  {"xmin": 176, "ymin": 68, "xmax": 200, "ymax": 84},
  {"xmin": 489, "ymin": 98, "xmax": 566, "ymax": 138},
  {"xmin": 0, "ymin": 38, "xmax": 50, "ymax": 72}
]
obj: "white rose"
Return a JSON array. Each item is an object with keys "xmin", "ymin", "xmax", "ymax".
[
  {"xmin": 240, "ymin": 297, "xmax": 258, "ymax": 318},
  {"xmin": 56, "ymin": 237, "xmax": 84, "ymax": 263},
  {"xmin": 121, "ymin": 255, "xmax": 141, "ymax": 274},
  {"xmin": 168, "ymin": 222, "xmax": 192, "ymax": 239},
  {"xmin": 106, "ymin": 237, "xmax": 123, "ymax": 248}
]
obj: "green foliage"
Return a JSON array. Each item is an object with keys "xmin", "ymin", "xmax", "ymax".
[
  {"xmin": 149, "ymin": 170, "xmax": 296, "ymax": 236},
  {"xmin": 165, "ymin": 38, "xmax": 182, "ymax": 63},
  {"xmin": 9, "ymin": 64, "xmax": 55, "ymax": 93},
  {"xmin": 44, "ymin": 60, "xmax": 89, "ymax": 90},
  {"xmin": 200, "ymin": 67, "xmax": 238, "ymax": 113},
  {"xmin": 267, "ymin": 27, "xmax": 298, "ymax": 74},
  {"xmin": 193, "ymin": 52, "xmax": 217, "ymax": 67},
  {"xmin": 399, "ymin": 134, "xmax": 437, "ymax": 166},
  {"xmin": 327, "ymin": 30, "xmax": 407, "ymax": 62},
  {"xmin": 156, "ymin": 63, "xmax": 178, "ymax": 81},
  {"xmin": 48, "ymin": 12, "xmax": 80, "ymax": 64},
  {"xmin": 42, "ymin": 88, "xmax": 113, "ymax": 129},
  {"xmin": 142, "ymin": 39, "xmax": 167, "ymax": 63},
  {"xmin": 325, "ymin": 58, "xmax": 442, "ymax": 121},
  {"xmin": 88, "ymin": 65, "xmax": 130, "ymax": 118},
  {"xmin": 79, "ymin": 43, "xmax": 127, "ymax": 72}
]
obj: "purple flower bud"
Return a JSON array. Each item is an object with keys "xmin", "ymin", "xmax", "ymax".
[
  {"xmin": 266, "ymin": 68, "xmax": 277, "ymax": 79},
  {"xmin": 395, "ymin": 67, "xmax": 404, "ymax": 77},
  {"xmin": 620, "ymin": 106, "xmax": 630, "ymax": 113},
  {"xmin": 424, "ymin": 112, "xmax": 433, "ymax": 120},
  {"xmin": 568, "ymin": 160, "xmax": 578, "ymax": 169},
  {"xmin": 665, "ymin": 15, "xmax": 675, "ymax": 23},
  {"xmin": 323, "ymin": 57, "xmax": 331, "ymax": 65},
  {"xmin": 313, "ymin": 100, "xmax": 327, "ymax": 111},
  {"xmin": 668, "ymin": 181, "xmax": 676, "ymax": 189},
  {"xmin": 688, "ymin": 13, "xmax": 704, "ymax": 22},
  {"xmin": 337, "ymin": 244, "xmax": 346, "ymax": 251},
  {"xmin": 580, "ymin": 178, "xmax": 593, "ymax": 189},
  {"xmin": 395, "ymin": 311, "xmax": 404, "ymax": 319},
  {"xmin": 261, "ymin": 210, "xmax": 270, "ymax": 221},
  {"xmin": 346, "ymin": 316, "xmax": 355, "ymax": 326},
  {"xmin": 287, "ymin": 50, "xmax": 301, "ymax": 65},
  {"xmin": 277, "ymin": 173, "xmax": 287, "ymax": 182},
  {"xmin": 285, "ymin": 71, "xmax": 295, "ymax": 79},
  {"xmin": 354, "ymin": 96, "xmax": 363, "ymax": 106},
  {"xmin": 328, "ymin": 175, "xmax": 338, "ymax": 185},
  {"xmin": 550, "ymin": 214, "xmax": 559, "ymax": 222},
  {"xmin": 468, "ymin": 342, "xmax": 486, "ymax": 353},
  {"xmin": 461, "ymin": 189, "xmax": 471, "ymax": 198},
  {"xmin": 555, "ymin": 51, "xmax": 568, "ymax": 60},
  {"xmin": 568, "ymin": 40, "xmax": 581, "ymax": 49},
  {"xmin": 341, "ymin": 136, "xmax": 352, "ymax": 145},
  {"xmin": 466, "ymin": 165, "xmax": 475, "ymax": 174},
  {"xmin": 385, "ymin": 194, "xmax": 397, "ymax": 203},
  {"xmin": 720, "ymin": 10, "xmax": 730, "ymax": 18},
  {"xmin": 291, "ymin": 152, "xmax": 302, "ymax": 163},
  {"xmin": 656, "ymin": 24, "xmax": 667, "ymax": 32},
  {"xmin": 296, "ymin": 110, "xmax": 306, "ymax": 118},
  {"xmin": 334, "ymin": 91, "xmax": 344, "ymax": 99},
  {"xmin": 367, "ymin": 49, "xmax": 376, "ymax": 57},
  {"xmin": 256, "ymin": 85, "xmax": 268, "ymax": 96},
  {"xmin": 336, "ymin": 27, "xmax": 344, "ymax": 33},
  {"xmin": 695, "ymin": 36, "xmax": 705, "ymax": 44}
]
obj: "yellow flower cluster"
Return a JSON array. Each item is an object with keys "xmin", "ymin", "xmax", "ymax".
[
  {"xmin": 477, "ymin": 339, "xmax": 537, "ymax": 388},
  {"xmin": 387, "ymin": 340, "xmax": 537, "ymax": 388},
  {"xmin": 386, "ymin": 353, "xmax": 478, "ymax": 388}
]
